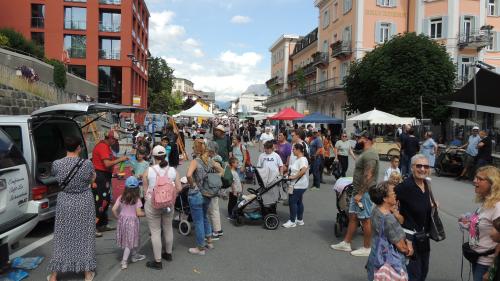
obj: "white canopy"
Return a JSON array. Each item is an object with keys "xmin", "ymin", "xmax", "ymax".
[
  {"xmin": 348, "ymin": 108, "xmax": 417, "ymax": 125},
  {"xmin": 370, "ymin": 116, "xmax": 418, "ymax": 125},
  {"xmin": 177, "ymin": 103, "xmax": 214, "ymax": 118}
]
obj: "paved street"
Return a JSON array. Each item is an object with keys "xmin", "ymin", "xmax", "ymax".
[{"xmin": 14, "ymin": 138, "xmax": 478, "ymax": 281}]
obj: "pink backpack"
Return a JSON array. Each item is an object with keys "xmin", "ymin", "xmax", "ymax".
[{"xmin": 151, "ymin": 167, "xmax": 177, "ymax": 209}]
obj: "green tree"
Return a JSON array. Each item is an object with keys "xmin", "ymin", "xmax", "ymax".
[
  {"xmin": 295, "ymin": 68, "xmax": 306, "ymax": 94},
  {"xmin": 182, "ymin": 98, "xmax": 197, "ymax": 110},
  {"xmin": 344, "ymin": 33, "xmax": 456, "ymax": 124},
  {"xmin": 148, "ymin": 90, "xmax": 184, "ymax": 115},
  {"xmin": 0, "ymin": 28, "xmax": 44, "ymax": 58},
  {"xmin": 46, "ymin": 59, "xmax": 67, "ymax": 89},
  {"xmin": 148, "ymin": 57, "xmax": 174, "ymax": 93}
]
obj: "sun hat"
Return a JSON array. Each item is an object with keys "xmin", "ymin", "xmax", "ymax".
[
  {"xmin": 125, "ymin": 176, "xmax": 140, "ymax": 189},
  {"xmin": 214, "ymin": 125, "xmax": 225, "ymax": 132},
  {"xmin": 152, "ymin": 145, "xmax": 166, "ymax": 156}
]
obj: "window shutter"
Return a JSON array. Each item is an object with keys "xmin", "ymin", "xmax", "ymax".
[
  {"xmin": 375, "ymin": 21, "xmax": 381, "ymax": 43},
  {"xmin": 459, "ymin": 15, "xmax": 465, "ymax": 34},
  {"xmin": 390, "ymin": 22, "xmax": 397, "ymax": 38},
  {"xmin": 495, "ymin": 31, "xmax": 500, "ymax": 51},
  {"xmin": 422, "ymin": 18, "xmax": 429, "ymax": 36},
  {"xmin": 473, "ymin": 16, "xmax": 479, "ymax": 31},
  {"xmin": 442, "ymin": 16, "xmax": 448, "ymax": 38}
]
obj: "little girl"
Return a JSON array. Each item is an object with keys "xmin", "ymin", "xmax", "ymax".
[
  {"xmin": 112, "ymin": 176, "xmax": 146, "ymax": 270},
  {"xmin": 130, "ymin": 149, "xmax": 149, "ymax": 206}
]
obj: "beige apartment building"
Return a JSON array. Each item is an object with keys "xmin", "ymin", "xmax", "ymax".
[{"xmin": 266, "ymin": 0, "xmax": 499, "ymax": 120}]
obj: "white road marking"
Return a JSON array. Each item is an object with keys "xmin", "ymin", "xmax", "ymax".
[{"xmin": 9, "ymin": 234, "xmax": 54, "ymax": 259}]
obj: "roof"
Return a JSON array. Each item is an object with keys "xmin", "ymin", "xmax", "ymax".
[{"xmin": 269, "ymin": 34, "xmax": 301, "ymax": 51}]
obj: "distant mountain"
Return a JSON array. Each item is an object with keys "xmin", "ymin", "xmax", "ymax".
[
  {"xmin": 243, "ymin": 84, "xmax": 270, "ymax": 96},
  {"xmin": 215, "ymin": 100, "xmax": 231, "ymax": 110}
]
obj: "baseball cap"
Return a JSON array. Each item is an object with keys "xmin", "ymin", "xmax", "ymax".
[
  {"xmin": 152, "ymin": 145, "xmax": 166, "ymax": 156},
  {"xmin": 107, "ymin": 130, "xmax": 119, "ymax": 140},
  {"xmin": 472, "ymin": 126, "xmax": 480, "ymax": 131},
  {"xmin": 125, "ymin": 176, "xmax": 140, "ymax": 188},
  {"xmin": 359, "ymin": 130, "xmax": 373, "ymax": 140},
  {"xmin": 136, "ymin": 132, "xmax": 144, "ymax": 138},
  {"xmin": 214, "ymin": 125, "xmax": 225, "ymax": 132}
]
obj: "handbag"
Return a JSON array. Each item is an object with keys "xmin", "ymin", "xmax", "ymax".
[
  {"xmin": 462, "ymin": 242, "xmax": 496, "ymax": 264},
  {"xmin": 197, "ymin": 159, "xmax": 222, "ymax": 198},
  {"xmin": 374, "ymin": 263, "xmax": 409, "ymax": 281},
  {"xmin": 60, "ymin": 158, "xmax": 85, "ymax": 191},
  {"xmin": 221, "ymin": 164, "xmax": 233, "ymax": 189},
  {"xmin": 426, "ymin": 181, "xmax": 446, "ymax": 241}
]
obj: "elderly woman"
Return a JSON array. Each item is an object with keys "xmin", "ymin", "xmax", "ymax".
[
  {"xmin": 48, "ymin": 136, "xmax": 96, "ymax": 281},
  {"xmin": 366, "ymin": 181, "xmax": 413, "ymax": 280},
  {"xmin": 186, "ymin": 140, "xmax": 224, "ymax": 255},
  {"xmin": 420, "ymin": 131, "xmax": 438, "ymax": 169},
  {"xmin": 460, "ymin": 166, "xmax": 500, "ymax": 281},
  {"xmin": 395, "ymin": 154, "xmax": 434, "ymax": 281}
]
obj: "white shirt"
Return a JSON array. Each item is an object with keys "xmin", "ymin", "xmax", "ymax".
[
  {"xmin": 260, "ymin": 132, "xmax": 274, "ymax": 143},
  {"xmin": 146, "ymin": 165, "xmax": 177, "ymax": 199},
  {"xmin": 289, "ymin": 156, "xmax": 309, "ymax": 189},
  {"xmin": 383, "ymin": 167, "xmax": 401, "ymax": 181},
  {"xmin": 257, "ymin": 152, "xmax": 283, "ymax": 171}
]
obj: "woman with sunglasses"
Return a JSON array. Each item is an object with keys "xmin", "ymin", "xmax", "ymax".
[
  {"xmin": 395, "ymin": 154, "xmax": 434, "ymax": 281},
  {"xmin": 459, "ymin": 166, "xmax": 500, "ymax": 281},
  {"xmin": 334, "ymin": 133, "xmax": 357, "ymax": 177}
]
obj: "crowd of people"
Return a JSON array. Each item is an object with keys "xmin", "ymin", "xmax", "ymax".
[{"xmin": 44, "ymin": 118, "xmax": 500, "ymax": 281}]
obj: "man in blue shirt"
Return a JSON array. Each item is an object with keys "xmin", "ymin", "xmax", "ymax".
[
  {"xmin": 309, "ymin": 128, "xmax": 324, "ymax": 190},
  {"xmin": 457, "ymin": 126, "xmax": 481, "ymax": 180}
]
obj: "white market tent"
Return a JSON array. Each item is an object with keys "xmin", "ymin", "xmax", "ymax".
[
  {"xmin": 348, "ymin": 108, "xmax": 417, "ymax": 125},
  {"xmin": 177, "ymin": 103, "xmax": 214, "ymax": 118}
]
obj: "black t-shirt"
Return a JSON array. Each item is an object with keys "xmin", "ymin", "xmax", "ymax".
[
  {"xmin": 477, "ymin": 137, "xmax": 492, "ymax": 161},
  {"xmin": 395, "ymin": 176, "xmax": 432, "ymax": 233},
  {"xmin": 402, "ymin": 136, "xmax": 420, "ymax": 157}
]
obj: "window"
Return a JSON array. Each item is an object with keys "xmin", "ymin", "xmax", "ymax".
[
  {"xmin": 343, "ymin": 0, "xmax": 352, "ymax": 14},
  {"xmin": 64, "ymin": 7, "xmax": 86, "ymax": 30},
  {"xmin": 459, "ymin": 57, "xmax": 474, "ymax": 81},
  {"xmin": 99, "ymin": 12, "xmax": 121, "ymax": 32},
  {"xmin": 430, "ymin": 18, "xmax": 443, "ymax": 39},
  {"xmin": 98, "ymin": 66, "xmax": 122, "ymax": 103},
  {"xmin": 343, "ymin": 26, "xmax": 352, "ymax": 42},
  {"xmin": 340, "ymin": 61, "xmax": 350, "ymax": 81},
  {"xmin": 31, "ymin": 32, "xmax": 44, "ymax": 48},
  {"xmin": 380, "ymin": 23, "xmax": 390, "ymax": 42},
  {"xmin": 64, "ymin": 35, "xmax": 86, "ymax": 58},
  {"xmin": 489, "ymin": 0, "xmax": 495, "ymax": 16},
  {"xmin": 0, "ymin": 128, "xmax": 26, "ymax": 169},
  {"xmin": 68, "ymin": 65, "xmax": 86, "ymax": 79},
  {"xmin": 322, "ymin": 9, "xmax": 330, "ymax": 28},
  {"xmin": 0, "ymin": 126, "xmax": 23, "ymax": 152},
  {"xmin": 31, "ymin": 4, "xmax": 45, "ymax": 28},
  {"xmin": 333, "ymin": 2, "xmax": 338, "ymax": 21}
]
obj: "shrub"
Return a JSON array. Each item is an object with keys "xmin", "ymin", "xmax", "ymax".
[
  {"xmin": 46, "ymin": 59, "xmax": 67, "ymax": 89},
  {"xmin": 0, "ymin": 34, "xmax": 9, "ymax": 46},
  {"xmin": 0, "ymin": 28, "xmax": 44, "ymax": 58}
]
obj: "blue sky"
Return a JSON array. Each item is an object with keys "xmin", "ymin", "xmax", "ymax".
[{"xmin": 144, "ymin": 0, "xmax": 317, "ymax": 101}]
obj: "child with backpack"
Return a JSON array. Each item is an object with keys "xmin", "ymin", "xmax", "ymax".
[{"xmin": 112, "ymin": 176, "xmax": 146, "ymax": 270}]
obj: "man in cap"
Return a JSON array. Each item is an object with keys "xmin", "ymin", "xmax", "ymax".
[
  {"xmin": 213, "ymin": 124, "xmax": 231, "ymax": 162},
  {"xmin": 331, "ymin": 131, "xmax": 379, "ymax": 257},
  {"xmin": 457, "ymin": 126, "xmax": 481, "ymax": 180},
  {"xmin": 92, "ymin": 130, "xmax": 129, "ymax": 234}
]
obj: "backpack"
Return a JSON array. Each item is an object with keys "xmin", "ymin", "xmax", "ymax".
[
  {"xmin": 221, "ymin": 163, "xmax": 233, "ymax": 189},
  {"xmin": 151, "ymin": 167, "xmax": 177, "ymax": 209},
  {"xmin": 196, "ymin": 159, "xmax": 223, "ymax": 197}
]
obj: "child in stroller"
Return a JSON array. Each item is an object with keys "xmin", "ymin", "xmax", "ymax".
[
  {"xmin": 332, "ymin": 177, "xmax": 355, "ymax": 237},
  {"xmin": 232, "ymin": 167, "xmax": 286, "ymax": 230}
]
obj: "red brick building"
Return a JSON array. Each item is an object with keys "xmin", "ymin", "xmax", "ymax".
[{"xmin": 0, "ymin": 0, "xmax": 149, "ymax": 114}]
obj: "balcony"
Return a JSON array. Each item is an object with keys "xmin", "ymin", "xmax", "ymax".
[
  {"xmin": 265, "ymin": 76, "xmax": 284, "ymax": 88},
  {"xmin": 67, "ymin": 47, "xmax": 86, "ymax": 58},
  {"xmin": 31, "ymin": 17, "xmax": 44, "ymax": 28},
  {"xmin": 288, "ymin": 63, "xmax": 317, "ymax": 83},
  {"xmin": 99, "ymin": 49, "xmax": 120, "ymax": 60},
  {"xmin": 265, "ymin": 77, "xmax": 342, "ymax": 106},
  {"xmin": 458, "ymin": 29, "xmax": 492, "ymax": 50},
  {"xmin": 455, "ymin": 75, "xmax": 471, "ymax": 89},
  {"xmin": 331, "ymin": 41, "xmax": 352, "ymax": 58},
  {"xmin": 312, "ymin": 51, "xmax": 329, "ymax": 68},
  {"xmin": 99, "ymin": 21, "xmax": 121, "ymax": 32},
  {"xmin": 64, "ymin": 20, "xmax": 86, "ymax": 30},
  {"xmin": 100, "ymin": 0, "xmax": 121, "ymax": 4}
]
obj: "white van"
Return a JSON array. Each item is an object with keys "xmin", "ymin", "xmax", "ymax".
[
  {"xmin": 0, "ymin": 127, "xmax": 42, "ymax": 264},
  {"xmin": 0, "ymin": 103, "xmax": 142, "ymax": 222}
]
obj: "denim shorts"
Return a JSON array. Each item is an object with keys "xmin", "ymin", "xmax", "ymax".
[{"xmin": 348, "ymin": 192, "xmax": 373, "ymax": 219}]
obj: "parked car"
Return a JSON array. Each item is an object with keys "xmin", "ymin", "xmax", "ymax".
[
  {"xmin": 0, "ymin": 103, "xmax": 142, "ymax": 222},
  {"xmin": 0, "ymin": 127, "xmax": 43, "ymax": 264}
]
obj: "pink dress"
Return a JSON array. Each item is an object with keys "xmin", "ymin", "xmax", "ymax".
[{"xmin": 115, "ymin": 196, "xmax": 143, "ymax": 249}]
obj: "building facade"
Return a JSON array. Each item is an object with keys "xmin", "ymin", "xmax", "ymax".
[
  {"xmin": 172, "ymin": 77, "xmax": 194, "ymax": 95},
  {"xmin": 266, "ymin": 0, "xmax": 499, "ymax": 121},
  {"xmin": 0, "ymin": 0, "xmax": 149, "ymax": 110}
]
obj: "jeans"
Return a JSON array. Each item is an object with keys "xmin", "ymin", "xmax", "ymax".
[
  {"xmin": 407, "ymin": 250, "xmax": 430, "ymax": 281},
  {"xmin": 188, "ymin": 191, "xmax": 212, "ymax": 248},
  {"xmin": 312, "ymin": 156, "xmax": 323, "ymax": 188},
  {"xmin": 338, "ymin": 155, "xmax": 348, "ymax": 177},
  {"xmin": 401, "ymin": 154, "xmax": 411, "ymax": 177},
  {"xmin": 288, "ymin": 188, "xmax": 306, "ymax": 222},
  {"xmin": 472, "ymin": 263, "xmax": 490, "ymax": 281}
]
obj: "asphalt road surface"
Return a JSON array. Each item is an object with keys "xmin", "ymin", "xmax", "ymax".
[{"xmin": 12, "ymin": 137, "xmax": 478, "ymax": 281}]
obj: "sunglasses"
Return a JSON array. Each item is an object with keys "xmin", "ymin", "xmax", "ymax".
[{"xmin": 414, "ymin": 164, "xmax": 430, "ymax": 170}]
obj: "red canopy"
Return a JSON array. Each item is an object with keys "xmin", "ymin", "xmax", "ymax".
[{"xmin": 268, "ymin": 107, "xmax": 304, "ymax": 120}]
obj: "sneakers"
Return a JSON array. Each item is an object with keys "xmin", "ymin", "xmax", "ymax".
[
  {"xmin": 330, "ymin": 241, "xmax": 352, "ymax": 252},
  {"xmin": 296, "ymin": 220, "xmax": 305, "ymax": 226},
  {"xmin": 216, "ymin": 230, "xmax": 223, "ymax": 236},
  {"xmin": 310, "ymin": 186, "xmax": 320, "ymax": 191},
  {"xmin": 161, "ymin": 252, "xmax": 172, "ymax": 262},
  {"xmin": 211, "ymin": 230, "xmax": 223, "ymax": 240},
  {"xmin": 188, "ymin": 247, "xmax": 206, "ymax": 256},
  {"xmin": 282, "ymin": 220, "xmax": 296, "ymax": 228},
  {"xmin": 121, "ymin": 260, "xmax": 127, "ymax": 270},
  {"xmin": 131, "ymin": 254, "xmax": 146, "ymax": 263},
  {"xmin": 145, "ymin": 261, "xmax": 163, "ymax": 270},
  {"xmin": 351, "ymin": 247, "xmax": 371, "ymax": 257}
]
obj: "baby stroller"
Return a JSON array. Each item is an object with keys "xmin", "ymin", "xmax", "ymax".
[
  {"xmin": 434, "ymin": 147, "xmax": 466, "ymax": 177},
  {"xmin": 332, "ymin": 177, "xmax": 354, "ymax": 237},
  {"xmin": 173, "ymin": 177, "xmax": 192, "ymax": 236},
  {"xmin": 232, "ymin": 167, "xmax": 285, "ymax": 230}
]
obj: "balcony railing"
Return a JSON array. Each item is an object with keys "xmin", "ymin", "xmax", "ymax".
[
  {"xmin": 331, "ymin": 41, "xmax": 352, "ymax": 58},
  {"xmin": 99, "ymin": 21, "xmax": 121, "ymax": 32},
  {"xmin": 458, "ymin": 29, "xmax": 492, "ymax": 49},
  {"xmin": 288, "ymin": 63, "xmax": 317, "ymax": 83},
  {"xmin": 100, "ymin": 0, "xmax": 121, "ymax": 4},
  {"xmin": 65, "ymin": 0, "xmax": 87, "ymax": 2},
  {"xmin": 312, "ymin": 51, "xmax": 329, "ymax": 68},
  {"xmin": 31, "ymin": 17, "xmax": 44, "ymax": 28},
  {"xmin": 99, "ymin": 49, "xmax": 120, "ymax": 60},
  {"xmin": 67, "ymin": 47, "xmax": 86, "ymax": 58},
  {"xmin": 455, "ymin": 75, "xmax": 472, "ymax": 89},
  {"xmin": 64, "ymin": 20, "xmax": 86, "ymax": 30},
  {"xmin": 265, "ymin": 77, "xmax": 342, "ymax": 106}
]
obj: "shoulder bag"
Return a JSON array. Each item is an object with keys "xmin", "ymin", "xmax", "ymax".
[
  {"xmin": 426, "ymin": 180, "xmax": 446, "ymax": 242},
  {"xmin": 60, "ymin": 158, "xmax": 85, "ymax": 191}
]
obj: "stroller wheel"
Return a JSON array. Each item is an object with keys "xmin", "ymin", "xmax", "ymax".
[
  {"xmin": 234, "ymin": 215, "xmax": 243, "ymax": 226},
  {"xmin": 434, "ymin": 167, "xmax": 442, "ymax": 177},
  {"xmin": 178, "ymin": 220, "xmax": 191, "ymax": 236},
  {"xmin": 334, "ymin": 222, "xmax": 342, "ymax": 237},
  {"xmin": 264, "ymin": 214, "xmax": 280, "ymax": 230}
]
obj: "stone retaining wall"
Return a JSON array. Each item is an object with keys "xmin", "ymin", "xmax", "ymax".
[{"xmin": 0, "ymin": 83, "xmax": 56, "ymax": 115}]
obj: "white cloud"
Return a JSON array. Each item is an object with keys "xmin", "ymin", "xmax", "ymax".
[
  {"xmin": 219, "ymin": 51, "xmax": 262, "ymax": 67},
  {"xmin": 230, "ymin": 15, "xmax": 251, "ymax": 24},
  {"xmin": 163, "ymin": 57, "xmax": 183, "ymax": 65},
  {"xmin": 193, "ymin": 49, "xmax": 204, "ymax": 57},
  {"xmin": 190, "ymin": 63, "xmax": 203, "ymax": 71},
  {"xmin": 183, "ymin": 38, "xmax": 200, "ymax": 47}
]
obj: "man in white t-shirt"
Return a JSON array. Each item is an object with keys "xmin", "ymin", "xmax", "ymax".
[
  {"xmin": 259, "ymin": 127, "xmax": 274, "ymax": 152},
  {"xmin": 257, "ymin": 141, "xmax": 284, "ymax": 176}
]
